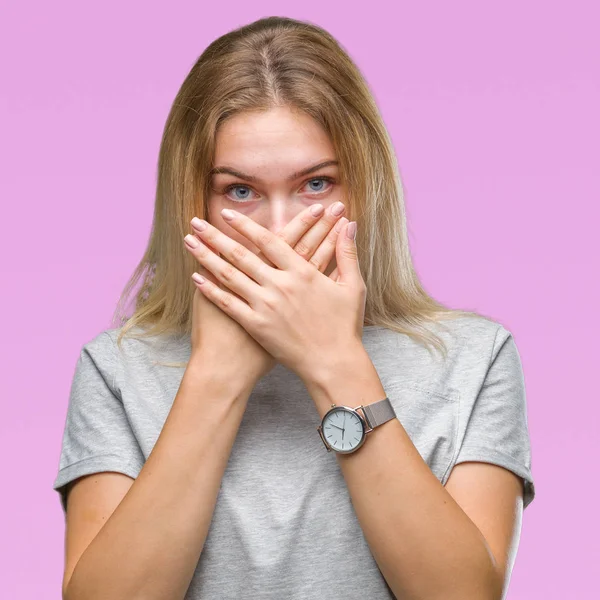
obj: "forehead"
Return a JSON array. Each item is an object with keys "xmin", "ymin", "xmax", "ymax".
[{"xmin": 213, "ymin": 107, "xmax": 335, "ymax": 169}]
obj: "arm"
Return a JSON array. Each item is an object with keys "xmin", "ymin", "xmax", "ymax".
[
  {"xmin": 64, "ymin": 359, "xmax": 253, "ymax": 600},
  {"xmin": 305, "ymin": 347, "xmax": 508, "ymax": 600}
]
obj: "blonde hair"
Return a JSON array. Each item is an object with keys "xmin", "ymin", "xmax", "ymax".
[{"xmin": 113, "ymin": 16, "xmax": 493, "ymax": 364}]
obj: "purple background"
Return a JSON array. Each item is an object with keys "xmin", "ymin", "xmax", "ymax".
[{"xmin": 2, "ymin": 1, "xmax": 598, "ymax": 598}]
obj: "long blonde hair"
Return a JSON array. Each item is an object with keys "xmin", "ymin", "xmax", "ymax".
[{"xmin": 113, "ymin": 16, "xmax": 493, "ymax": 362}]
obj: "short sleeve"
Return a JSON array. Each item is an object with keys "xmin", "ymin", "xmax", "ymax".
[
  {"xmin": 454, "ymin": 327, "xmax": 536, "ymax": 509},
  {"xmin": 52, "ymin": 331, "xmax": 145, "ymax": 515}
]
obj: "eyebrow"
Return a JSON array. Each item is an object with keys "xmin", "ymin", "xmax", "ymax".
[{"xmin": 209, "ymin": 160, "xmax": 339, "ymax": 183}]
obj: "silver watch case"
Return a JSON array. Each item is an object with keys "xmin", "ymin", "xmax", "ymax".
[{"xmin": 316, "ymin": 404, "xmax": 372, "ymax": 454}]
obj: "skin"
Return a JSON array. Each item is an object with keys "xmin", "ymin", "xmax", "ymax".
[
  {"xmin": 192, "ymin": 107, "xmax": 525, "ymax": 597},
  {"xmin": 184, "ymin": 201, "xmax": 523, "ymax": 598},
  {"xmin": 60, "ymin": 107, "xmax": 523, "ymax": 600},
  {"xmin": 59, "ymin": 112, "xmax": 356, "ymax": 599},
  {"xmin": 207, "ymin": 105, "xmax": 347, "ymax": 277}
]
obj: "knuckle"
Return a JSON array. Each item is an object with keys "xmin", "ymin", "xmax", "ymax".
[
  {"xmin": 299, "ymin": 215, "xmax": 313, "ymax": 228},
  {"xmin": 220, "ymin": 264, "xmax": 237, "ymax": 284},
  {"xmin": 218, "ymin": 291, "xmax": 232, "ymax": 309},
  {"xmin": 324, "ymin": 236, "xmax": 337, "ymax": 252},
  {"xmin": 294, "ymin": 240, "xmax": 311, "ymax": 258},
  {"xmin": 231, "ymin": 243, "xmax": 248, "ymax": 262},
  {"xmin": 326, "ymin": 229, "xmax": 338, "ymax": 243},
  {"xmin": 274, "ymin": 230, "xmax": 289, "ymax": 244},
  {"xmin": 256, "ymin": 261, "xmax": 269, "ymax": 280},
  {"xmin": 262, "ymin": 292, "xmax": 278, "ymax": 310},
  {"xmin": 258, "ymin": 230, "xmax": 275, "ymax": 249},
  {"xmin": 344, "ymin": 244, "xmax": 358, "ymax": 258},
  {"xmin": 202, "ymin": 232, "xmax": 218, "ymax": 250},
  {"xmin": 253, "ymin": 314, "xmax": 268, "ymax": 331},
  {"xmin": 296, "ymin": 265, "xmax": 313, "ymax": 282},
  {"xmin": 307, "ymin": 256, "xmax": 322, "ymax": 271}
]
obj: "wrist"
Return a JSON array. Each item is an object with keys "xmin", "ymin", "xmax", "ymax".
[
  {"xmin": 300, "ymin": 342, "xmax": 368, "ymax": 386},
  {"xmin": 300, "ymin": 345, "xmax": 386, "ymax": 418},
  {"xmin": 185, "ymin": 354, "xmax": 258, "ymax": 401}
]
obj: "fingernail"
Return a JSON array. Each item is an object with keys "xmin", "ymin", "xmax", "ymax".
[
  {"xmin": 184, "ymin": 234, "xmax": 199, "ymax": 248},
  {"xmin": 191, "ymin": 217, "xmax": 207, "ymax": 231},
  {"xmin": 346, "ymin": 221, "xmax": 357, "ymax": 240},
  {"xmin": 335, "ymin": 217, "xmax": 349, "ymax": 233},
  {"xmin": 192, "ymin": 272, "xmax": 206, "ymax": 285},
  {"xmin": 221, "ymin": 209, "xmax": 236, "ymax": 221},
  {"xmin": 310, "ymin": 204, "xmax": 324, "ymax": 216},
  {"xmin": 331, "ymin": 202, "xmax": 345, "ymax": 216}
]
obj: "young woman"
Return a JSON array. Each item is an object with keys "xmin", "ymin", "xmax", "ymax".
[{"xmin": 54, "ymin": 16, "xmax": 535, "ymax": 600}]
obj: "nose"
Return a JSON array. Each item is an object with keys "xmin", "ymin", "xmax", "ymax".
[{"xmin": 263, "ymin": 200, "xmax": 306, "ymax": 234}]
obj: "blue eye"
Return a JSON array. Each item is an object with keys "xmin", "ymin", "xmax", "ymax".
[
  {"xmin": 306, "ymin": 178, "xmax": 327, "ymax": 192},
  {"xmin": 224, "ymin": 185, "xmax": 256, "ymax": 202},
  {"xmin": 222, "ymin": 176, "xmax": 335, "ymax": 204},
  {"xmin": 303, "ymin": 176, "xmax": 335, "ymax": 193}
]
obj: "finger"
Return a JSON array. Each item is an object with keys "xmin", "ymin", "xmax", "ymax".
[
  {"xmin": 218, "ymin": 209, "xmax": 305, "ymax": 271},
  {"xmin": 293, "ymin": 201, "xmax": 346, "ymax": 264},
  {"xmin": 184, "ymin": 233, "xmax": 261, "ymax": 304},
  {"xmin": 190, "ymin": 205, "xmax": 329, "ymax": 274},
  {"xmin": 194, "ymin": 241, "xmax": 221, "ymax": 284},
  {"xmin": 196, "ymin": 263, "xmax": 246, "ymax": 303},
  {"xmin": 196, "ymin": 264, "xmax": 218, "ymax": 286},
  {"xmin": 191, "ymin": 271, "xmax": 254, "ymax": 326},
  {"xmin": 334, "ymin": 219, "xmax": 361, "ymax": 284},
  {"xmin": 190, "ymin": 217, "xmax": 272, "ymax": 286},
  {"xmin": 255, "ymin": 203, "xmax": 326, "ymax": 268},
  {"xmin": 276, "ymin": 203, "xmax": 326, "ymax": 248},
  {"xmin": 307, "ymin": 213, "xmax": 347, "ymax": 273}
]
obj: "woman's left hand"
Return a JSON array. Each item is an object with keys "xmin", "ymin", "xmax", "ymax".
[{"xmin": 186, "ymin": 208, "xmax": 367, "ymax": 383}]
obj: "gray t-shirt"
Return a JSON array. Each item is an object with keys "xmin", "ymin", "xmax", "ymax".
[{"xmin": 53, "ymin": 315, "xmax": 535, "ymax": 599}]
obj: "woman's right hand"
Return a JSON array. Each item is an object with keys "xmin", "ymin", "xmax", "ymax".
[{"xmin": 188, "ymin": 203, "xmax": 349, "ymax": 387}]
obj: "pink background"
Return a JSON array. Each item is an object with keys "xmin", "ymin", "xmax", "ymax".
[{"xmin": 2, "ymin": 1, "xmax": 598, "ymax": 598}]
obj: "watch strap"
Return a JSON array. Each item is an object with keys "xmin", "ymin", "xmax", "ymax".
[{"xmin": 362, "ymin": 397, "xmax": 396, "ymax": 430}]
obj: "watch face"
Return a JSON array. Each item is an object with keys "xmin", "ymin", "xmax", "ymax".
[{"xmin": 322, "ymin": 407, "xmax": 365, "ymax": 453}]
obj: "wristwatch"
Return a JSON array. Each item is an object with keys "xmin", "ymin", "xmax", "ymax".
[{"xmin": 316, "ymin": 397, "xmax": 397, "ymax": 454}]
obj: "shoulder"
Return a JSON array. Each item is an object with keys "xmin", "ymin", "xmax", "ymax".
[
  {"xmin": 94, "ymin": 325, "xmax": 177, "ymax": 357},
  {"xmin": 426, "ymin": 313, "xmax": 514, "ymax": 364},
  {"xmin": 420, "ymin": 313, "xmax": 523, "ymax": 393},
  {"xmin": 97, "ymin": 325, "xmax": 191, "ymax": 377},
  {"xmin": 364, "ymin": 313, "xmax": 510, "ymax": 397},
  {"xmin": 430, "ymin": 313, "xmax": 506, "ymax": 343}
]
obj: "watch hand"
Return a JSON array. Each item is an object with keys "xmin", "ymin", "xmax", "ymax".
[{"xmin": 330, "ymin": 424, "xmax": 344, "ymax": 431}]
